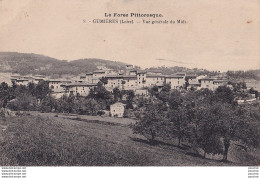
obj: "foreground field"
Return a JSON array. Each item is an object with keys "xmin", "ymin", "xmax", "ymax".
[{"xmin": 0, "ymin": 113, "xmax": 259, "ymax": 166}]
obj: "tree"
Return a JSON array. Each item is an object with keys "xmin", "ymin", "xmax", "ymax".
[
  {"xmin": 40, "ymin": 94, "xmax": 57, "ymax": 112},
  {"xmin": 94, "ymin": 82, "xmax": 112, "ymax": 100},
  {"xmin": 189, "ymin": 107, "xmax": 222, "ymax": 158},
  {"xmin": 214, "ymin": 86, "xmax": 234, "ymax": 104},
  {"xmin": 35, "ymin": 81, "xmax": 50, "ymax": 100},
  {"xmin": 84, "ymin": 98, "xmax": 101, "ymax": 115},
  {"xmin": 131, "ymin": 101, "xmax": 165, "ymax": 144},
  {"xmin": 149, "ymin": 85, "xmax": 159, "ymax": 98},
  {"xmin": 212, "ymin": 103, "xmax": 260, "ymax": 162},
  {"xmin": 168, "ymin": 90, "xmax": 183, "ymax": 110},
  {"xmin": 0, "ymin": 82, "xmax": 14, "ymax": 108},
  {"xmin": 166, "ymin": 107, "xmax": 189, "ymax": 146},
  {"xmin": 113, "ymin": 87, "xmax": 122, "ymax": 101},
  {"xmin": 100, "ymin": 77, "xmax": 108, "ymax": 85}
]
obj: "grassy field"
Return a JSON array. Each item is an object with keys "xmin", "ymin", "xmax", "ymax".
[{"xmin": 0, "ymin": 113, "xmax": 259, "ymax": 166}]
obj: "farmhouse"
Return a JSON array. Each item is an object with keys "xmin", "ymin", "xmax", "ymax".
[
  {"xmin": 146, "ymin": 74, "xmax": 165, "ymax": 87},
  {"xmin": 61, "ymin": 82, "xmax": 97, "ymax": 96},
  {"xmin": 136, "ymin": 70, "xmax": 147, "ymax": 88},
  {"xmin": 110, "ymin": 102, "xmax": 126, "ymax": 117},
  {"xmin": 48, "ymin": 79, "xmax": 71, "ymax": 93},
  {"xmin": 165, "ymin": 75, "xmax": 185, "ymax": 89},
  {"xmin": 199, "ymin": 77, "xmax": 228, "ymax": 90}
]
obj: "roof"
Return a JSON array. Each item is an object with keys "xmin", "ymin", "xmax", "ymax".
[
  {"xmin": 147, "ymin": 69, "xmax": 162, "ymax": 73},
  {"xmin": 199, "ymin": 77, "xmax": 215, "ymax": 81},
  {"xmin": 165, "ymin": 75, "xmax": 184, "ymax": 79},
  {"xmin": 189, "ymin": 80, "xmax": 200, "ymax": 85},
  {"xmin": 129, "ymin": 70, "xmax": 137, "ymax": 72},
  {"xmin": 48, "ymin": 79, "xmax": 71, "ymax": 82},
  {"xmin": 106, "ymin": 75, "xmax": 123, "ymax": 78},
  {"xmin": 16, "ymin": 79, "xmax": 29, "ymax": 82},
  {"xmin": 175, "ymin": 72, "xmax": 186, "ymax": 76},
  {"xmin": 185, "ymin": 75, "xmax": 197, "ymax": 79},
  {"xmin": 213, "ymin": 80, "xmax": 228, "ymax": 83},
  {"xmin": 93, "ymin": 70, "xmax": 106, "ymax": 73},
  {"xmin": 137, "ymin": 70, "xmax": 147, "ymax": 74},
  {"xmin": 106, "ymin": 75, "xmax": 137, "ymax": 79},
  {"xmin": 111, "ymin": 102, "xmax": 126, "ymax": 106},
  {"xmin": 122, "ymin": 75, "xmax": 137, "ymax": 79},
  {"xmin": 200, "ymin": 76, "xmax": 227, "ymax": 81},
  {"xmin": 61, "ymin": 82, "xmax": 97, "ymax": 87},
  {"xmin": 146, "ymin": 74, "xmax": 165, "ymax": 78}
]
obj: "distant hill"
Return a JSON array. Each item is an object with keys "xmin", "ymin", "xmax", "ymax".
[
  {"xmin": 146, "ymin": 66, "xmax": 220, "ymax": 76},
  {"xmin": 226, "ymin": 69, "xmax": 260, "ymax": 81},
  {"xmin": 0, "ymin": 52, "xmax": 128, "ymax": 77},
  {"xmin": 0, "ymin": 52, "xmax": 259, "ymax": 80}
]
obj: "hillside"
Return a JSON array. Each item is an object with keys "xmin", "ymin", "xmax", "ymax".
[
  {"xmin": 1, "ymin": 112, "xmax": 256, "ymax": 166},
  {"xmin": 0, "ymin": 52, "xmax": 259, "ymax": 80},
  {"xmin": 0, "ymin": 52, "xmax": 128, "ymax": 77}
]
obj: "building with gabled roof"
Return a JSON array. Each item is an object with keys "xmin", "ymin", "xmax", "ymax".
[
  {"xmin": 165, "ymin": 75, "xmax": 185, "ymax": 89},
  {"xmin": 110, "ymin": 102, "xmax": 126, "ymax": 117},
  {"xmin": 199, "ymin": 77, "xmax": 228, "ymax": 90},
  {"xmin": 61, "ymin": 82, "xmax": 97, "ymax": 96}
]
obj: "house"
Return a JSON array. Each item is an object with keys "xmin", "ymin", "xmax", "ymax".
[
  {"xmin": 122, "ymin": 75, "xmax": 137, "ymax": 90},
  {"xmin": 199, "ymin": 77, "xmax": 228, "ymax": 90},
  {"xmin": 92, "ymin": 70, "xmax": 106, "ymax": 83},
  {"xmin": 146, "ymin": 74, "xmax": 165, "ymax": 87},
  {"xmin": 135, "ymin": 89, "xmax": 149, "ymax": 97},
  {"xmin": 105, "ymin": 75, "xmax": 124, "ymax": 91},
  {"xmin": 137, "ymin": 70, "xmax": 147, "ymax": 88},
  {"xmin": 165, "ymin": 75, "xmax": 185, "ymax": 89},
  {"xmin": 187, "ymin": 80, "xmax": 201, "ymax": 90},
  {"xmin": 186, "ymin": 75, "xmax": 201, "ymax": 90},
  {"xmin": 110, "ymin": 102, "xmax": 126, "ymax": 117},
  {"xmin": 61, "ymin": 82, "xmax": 97, "ymax": 96},
  {"xmin": 85, "ymin": 73, "xmax": 93, "ymax": 83},
  {"xmin": 10, "ymin": 75, "xmax": 46, "ymax": 86},
  {"xmin": 48, "ymin": 79, "xmax": 71, "ymax": 93}
]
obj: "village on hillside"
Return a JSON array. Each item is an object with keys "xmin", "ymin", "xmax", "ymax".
[
  {"xmin": 7, "ymin": 64, "xmax": 259, "ymax": 118},
  {"xmin": 1, "ymin": 62, "xmax": 260, "ymax": 167}
]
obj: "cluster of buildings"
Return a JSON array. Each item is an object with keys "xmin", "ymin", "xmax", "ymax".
[
  {"xmin": 10, "ymin": 65, "xmax": 231, "ymax": 99},
  {"xmin": 8, "ymin": 65, "xmax": 260, "ymax": 117}
]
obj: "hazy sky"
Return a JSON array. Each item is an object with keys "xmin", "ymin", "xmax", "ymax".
[{"xmin": 0, "ymin": 0, "xmax": 259, "ymax": 71}]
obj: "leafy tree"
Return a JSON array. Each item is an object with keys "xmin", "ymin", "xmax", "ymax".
[
  {"xmin": 168, "ymin": 90, "xmax": 183, "ymax": 109},
  {"xmin": 100, "ymin": 77, "xmax": 108, "ymax": 85},
  {"xmin": 40, "ymin": 95, "xmax": 57, "ymax": 112},
  {"xmin": 161, "ymin": 83, "xmax": 171, "ymax": 92},
  {"xmin": 212, "ymin": 103, "xmax": 260, "ymax": 162},
  {"xmin": 113, "ymin": 87, "xmax": 122, "ymax": 101},
  {"xmin": 189, "ymin": 107, "xmax": 222, "ymax": 158},
  {"xmin": 35, "ymin": 81, "xmax": 50, "ymax": 100},
  {"xmin": 214, "ymin": 86, "xmax": 235, "ymax": 104},
  {"xmin": 94, "ymin": 82, "xmax": 112, "ymax": 100},
  {"xmin": 8, "ymin": 93, "xmax": 37, "ymax": 111},
  {"xmin": 166, "ymin": 107, "xmax": 189, "ymax": 146},
  {"xmin": 131, "ymin": 102, "xmax": 166, "ymax": 144},
  {"xmin": 84, "ymin": 98, "xmax": 101, "ymax": 115},
  {"xmin": 0, "ymin": 82, "xmax": 14, "ymax": 108},
  {"xmin": 149, "ymin": 85, "xmax": 159, "ymax": 98}
]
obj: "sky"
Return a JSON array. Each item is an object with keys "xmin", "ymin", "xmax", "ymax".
[{"xmin": 0, "ymin": 0, "xmax": 259, "ymax": 71}]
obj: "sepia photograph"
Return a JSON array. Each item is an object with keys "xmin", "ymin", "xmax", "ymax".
[{"xmin": 0, "ymin": 0, "xmax": 259, "ymax": 176}]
